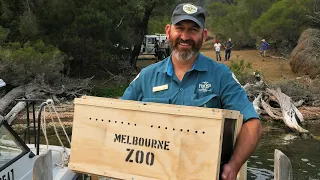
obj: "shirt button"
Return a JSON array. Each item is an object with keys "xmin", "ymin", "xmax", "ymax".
[{"xmin": 180, "ymin": 88, "xmax": 183, "ymax": 91}]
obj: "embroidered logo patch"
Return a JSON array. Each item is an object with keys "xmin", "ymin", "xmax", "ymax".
[
  {"xmin": 183, "ymin": 4, "xmax": 198, "ymax": 14},
  {"xmin": 198, "ymin": 81, "xmax": 212, "ymax": 93}
]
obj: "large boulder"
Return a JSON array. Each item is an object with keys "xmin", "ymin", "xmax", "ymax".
[{"xmin": 289, "ymin": 28, "xmax": 320, "ymax": 78}]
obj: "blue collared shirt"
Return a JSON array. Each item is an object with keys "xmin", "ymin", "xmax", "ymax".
[{"xmin": 122, "ymin": 53, "xmax": 259, "ymax": 122}]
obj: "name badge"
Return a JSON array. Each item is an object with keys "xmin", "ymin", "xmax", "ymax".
[{"xmin": 152, "ymin": 84, "xmax": 168, "ymax": 92}]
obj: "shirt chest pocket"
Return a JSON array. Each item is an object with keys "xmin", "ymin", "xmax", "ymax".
[
  {"xmin": 142, "ymin": 90, "xmax": 170, "ymax": 104},
  {"xmin": 191, "ymin": 92, "xmax": 221, "ymax": 108}
]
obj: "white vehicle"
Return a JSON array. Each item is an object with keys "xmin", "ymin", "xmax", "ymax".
[{"xmin": 140, "ymin": 34, "xmax": 169, "ymax": 57}]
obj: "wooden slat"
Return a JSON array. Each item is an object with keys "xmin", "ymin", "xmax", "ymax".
[
  {"xmin": 235, "ymin": 114, "xmax": 247, "ymax": 180},
  {"xmin": 69, "ymin": 96, "xmax": 243, "ymax": 180},
  {"xmin": 274, "ymin": 149, "xmax": 292, "ymax": 180},
  {"xmin": 238, "ymin": 162, "xmax": 247, "ymax": 180},
  {"xmin": 75, "ymin": 96, "xmax": 241, "ymax": 120}
]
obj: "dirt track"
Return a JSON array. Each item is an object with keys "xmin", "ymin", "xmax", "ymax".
[
  {"xmin": 137, "ymin": 49, "xmax": 298, "ymax": 83},
  {"xmin": 201, "ymin": 49, "xmax": 297, "ymax": 82}
]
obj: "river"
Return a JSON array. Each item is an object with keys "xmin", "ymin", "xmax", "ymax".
[{"xmin": 248, "ymin": 121, "xmax": 320, "ymax": 180}]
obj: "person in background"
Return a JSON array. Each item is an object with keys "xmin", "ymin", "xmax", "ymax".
[
  {"xmin": 260, "ymin": 39, "xmax": 270, "ymax": 60},
  {"xmin": 122, "ymin": 3, "xmax": 263, "ymax": 180},
  {"xmin": 165, "ymin": 37, "xmax": 171, "ymax": 57},
  {"xmin": 214, "ymin": 39, "xmax": 222, "ymax": 61},
  {"xmin": 154, "ymin": 39, "xmax": 160, "ymax": 62},
  {"xmin": 158, "ymin": 40, "xmax": 168, "ymax": 59},
  {"xmin": 224, "ymin": 38, "xmax": 234, "ymax": 60}
]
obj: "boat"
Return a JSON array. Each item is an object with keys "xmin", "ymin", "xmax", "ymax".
[{"xmin": 0, "ymin": 80, "xmax": 77, "ymax": 180}]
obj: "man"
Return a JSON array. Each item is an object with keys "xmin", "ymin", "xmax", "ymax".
[
  {"xmin": 224, "ymin": 38, "xmax": 234, "ymax": 60},
  {"xmin": 153, "ymin": 39, "xmax": 160, "ymax": 62},
  {"xmin": 122, "ymin": 3, "xmax": 263, "ymax": 180},
  {"xmin": 165, "ymin": 37, "xmax": 171, "ymax": 57},
  {"xmin": 260, "ymin": 39, "xmax": 270, "ymax": 60},
  {"xmin": 214, "ymin": 39, "xmax": 222, "ymax": 61},
  {"xmin": 159, "ymin": 40, "xmax": 168, "ymax": 59}
]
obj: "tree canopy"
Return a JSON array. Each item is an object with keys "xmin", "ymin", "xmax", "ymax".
[
  {"xmin": 206, "ymin": 0, "xmax": 316, "ymax": 50},
  {"xmin": 0, "ymin": 0, "xmax": 317, "ymax": 88},
  {"xmin": 250, "ymin": 0, "xmax": 314, "ymax": 52}
]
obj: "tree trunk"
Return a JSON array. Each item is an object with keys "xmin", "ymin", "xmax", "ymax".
[
  {"xmin": 6, "ymin": 101, "xmax": 27, "ymax": 125},
  {"xmin": 0, "ymin": 85, "xmax": 26, "ymax": 115},
  {"xmin": 129, "ymin": 1, "xmax": 157, "ymax": 68},
  {"xmin": 130, "ymin": 44, "xmax": 141, "ymax": 69}
]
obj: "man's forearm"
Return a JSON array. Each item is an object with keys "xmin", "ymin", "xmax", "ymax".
[{"xmin": 228, "ymin": 118, "xmax": 263, "ymax": 172}]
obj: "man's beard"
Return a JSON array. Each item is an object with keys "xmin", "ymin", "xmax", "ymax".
[{"xmin": 170, "ymin": 36, "xmax": 203, "ymax": 63}]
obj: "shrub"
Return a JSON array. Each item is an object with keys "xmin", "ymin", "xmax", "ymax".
[
  {"xmin": 0, "ymin": 40, "xmax": 65, "ymax": 86},
  {"xmin": 228, "ymin": 60, "xmax": 252, "ymax": 85},
  {"xmin": 271, "ymin": 77, "xmax": 320, "ymax": 105},
  {"xmin": 91, "ymin": 84, "xmax": 128, "ymax": 98}
]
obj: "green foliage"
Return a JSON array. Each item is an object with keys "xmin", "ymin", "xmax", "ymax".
[
  {"xmin": 19, "ymin": 11, "xmax": 39, "ymax": 40},
  {"xmin": 148, "ymin": 16, "xmax": 170, "ymax": 34},
  {"xmin": 250, "ymin": 0, "xmax": 313, "ymax": 49},
  {"xmin": 206, "ymin": 2, "xmax": 236, "ymax": 40},
  {"xmin": 228, "ymin": 60, "xmax": 252, "ymax": 84},
  {"xmin": 206, "ymin": 0, "xmax": 276, "ymax": 48},
  {"xmin": 0, "ymin": 0, "xmax": 316, "ymax": 88},
  {"xmin": 0, "ymin": 40, "xmax": 65, "ymax": 86},
  {"xmin": 91, "ymin": 84, "xmax": 128, "ymax": 98},
  {"xmin": 0, "ymin": 26, "xmax": 9, "ymax": 42}
]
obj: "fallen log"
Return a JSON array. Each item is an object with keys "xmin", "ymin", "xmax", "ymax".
[
  {"xmin": 0, "ymin": 85, "xmax": 26, "ymax": 114},
  {"xmin": 6, "ymin": 101, "xmax": 27, "ymax": 125},
  {"xmin": 261, "ymin": 99, "xmax": 283, "ymax": 120},
  {"xmin": 267, "ymin": 88, "xmax": 309, "ymax": 133},
  {"xmin": 0, "ymin": 76, "xmax": 92, "ymax": 125},
  {"xmin": 243, "ymin": 73, "xmax": 312, "ymax": 136},
  {"xmin": 252, "ymin": 93, "xmax": 263, "ymax": 114}
]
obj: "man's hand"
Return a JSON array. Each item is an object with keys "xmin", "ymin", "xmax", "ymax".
[
  {"xmin": 222, "ymin": 118, "xmax": 263, "ymax": 180},
  {"xmin": 221, "ymin": 162, "xmax": 240, "ymax": 180}
]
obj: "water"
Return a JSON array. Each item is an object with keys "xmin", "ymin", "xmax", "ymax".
[{"xmin": 248, "ymin": 121, "xmax": 320, "ymax": 180}]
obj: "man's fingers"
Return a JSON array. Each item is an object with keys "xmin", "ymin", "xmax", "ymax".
[
  {"xmin": 222, "ymin": 165, "xmax": 231, "ymax": 180},
  {"xmin": 221, "ymin": 172, "xmax": 228, "ymax": 180}
]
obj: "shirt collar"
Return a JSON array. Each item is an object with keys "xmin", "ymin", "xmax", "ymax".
[{"xmin": 157, "ymin": 53, "xmax": 208, "ymax": 76}]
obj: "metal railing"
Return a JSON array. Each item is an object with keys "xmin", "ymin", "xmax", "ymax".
[{"xmin": 15, "ymin": 99, "xmax": 47, "ymax": 155}]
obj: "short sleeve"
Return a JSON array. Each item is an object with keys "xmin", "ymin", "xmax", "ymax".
[
  {"xmin": 122, "ymin": 72, "xmax": 143, "ymax": 101},
  {"xmin": 219, "ymin": 68, "xmax": 259, "ymax": 122}
]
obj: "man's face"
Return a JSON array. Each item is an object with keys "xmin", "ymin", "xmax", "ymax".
[{"xmin": 165, "ymin": 20, "xmax": 207, "ymax": 62}]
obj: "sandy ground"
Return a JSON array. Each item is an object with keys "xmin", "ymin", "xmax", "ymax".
[
  {"xmin": 137, "ymin": 49, "xmax": 298, "ymax": 83},
  {"xmin": 201, "ymin": 49, "xmax": 297, "ymax": 82}
]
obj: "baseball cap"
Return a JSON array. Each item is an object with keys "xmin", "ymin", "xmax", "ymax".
[{"xmin": 171, "ymin": 3, "xmax": 205, "ymax": 29}]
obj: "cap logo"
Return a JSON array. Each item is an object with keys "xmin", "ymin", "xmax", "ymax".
[{"xmin": 183, "ymin": 4, "xmax": 198, "ymax": 14}]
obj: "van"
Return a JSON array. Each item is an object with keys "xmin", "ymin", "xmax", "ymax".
[{"xmin": 140, "ymin": 34, "xmax": 168, "ymax": 58}]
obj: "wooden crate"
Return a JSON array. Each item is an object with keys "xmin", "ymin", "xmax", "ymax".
[{"xmin": 68, "ymin": 96, "xmax": 244, "ymax": 180}]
